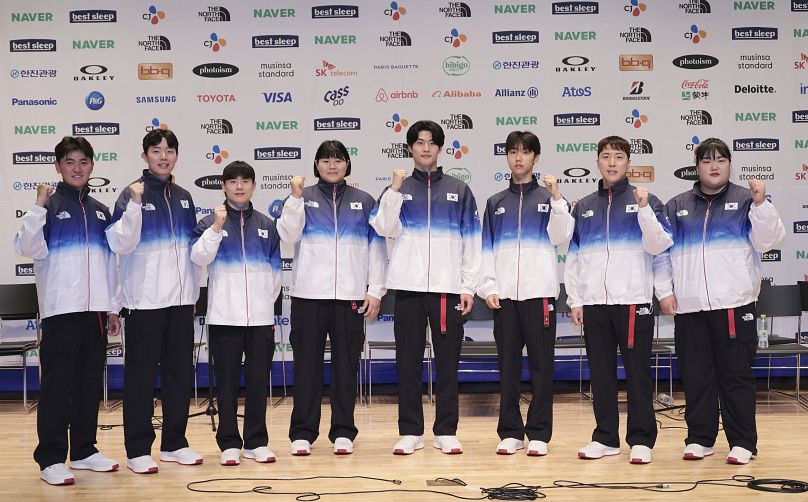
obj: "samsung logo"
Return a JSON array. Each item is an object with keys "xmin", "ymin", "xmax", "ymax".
[
  {"xmin": 252, "ymin": 35, "xmax": 299, "ymax": 48},
  {"xmin": 72, "ymin": 122, "xmax": 120, "ymax": 136},
  {"xmin": 554, "ymin": 113, "xmax": 600, "ymax": 126},
  {"xmin": 313, "ymin": 117, "xmax": 361, "ymax": 130},
  {"xmin": 733, "ymin": 138, "xmax": 780, "ymax": 151},
  {"xmin": 552, "ymin": 2, "xmax": 599, "ymax": 14},
  {"xmin": 9, "ymin": 39, "xmax": 56, "ymax": 52},
  {"xmin": 69, "ymin": 10, "xmax": 117, "ymax": 23},
  {"xmin": 732, "ymin": 27, "xmax": 778, "ymax": 40},
  {"xmin": 254, "ymin": 147, "xmax": 302, "ymax": 160},
  {"xmin": 673, "ymin": 54, "xmax": 719, "ymax": 69}
]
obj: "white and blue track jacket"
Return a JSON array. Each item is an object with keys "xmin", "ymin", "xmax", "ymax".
[
  {"xmin": 13, "ymin": 182, "xmax": 122, "ymax": 319},
  {"xmin": 371, "ymin": 167, "xmax": 481, "ymax": 296},
  {"xmin": 657, "ymin": 182, "xmax": 785, "ymax": 314},
  {"xmin": 106, "ymin": 170, "xmax": 199, "ymax": 310},
  {"xmin": 191, "ymin": 202, "xmax": 281, "ymax": 326},
  {"xmin": 277, "ymin": 180, "xmax": 387, "ymax": 301},
  {"xmin": 478, "ymin": 178, "xmax": 575, "ymax": 301},
  {"xmin": 565, "ymin": 178, "xmax": 673, "ymax": 308}
]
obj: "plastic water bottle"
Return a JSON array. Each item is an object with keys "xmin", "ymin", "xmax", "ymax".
[{"xmin": 758, "ymin": 314, "xmax": 769, "ymax": 349}]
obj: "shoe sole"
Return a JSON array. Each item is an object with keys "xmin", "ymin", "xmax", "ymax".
[
  {"xmin": 220, "ymin": 460, "xmax": 239, "ymax": 466},
  {"xmin": 127, "ymin": 465, "xmax": 158, "ymax": 474},
  {"xmin": 578, "ymin": 451, "xmax": 619, "ymax": 459},
  {"xmin": 71, "ymin": 464, "xmax": 119, "ymax": 472},
  {"xmin": 246, "ymin": 456, "xmax": 276, "ymax": 463},
  {"xmin": 160, "ymin": 458, "xmax": 203, "ymax": 465},
  {"xmin": 630, "ymin": 458, "xmax": 651, "ymax": 464},
  {"xmin": 41, "ymin": 477, "xmax": 75, "ymax": 486},
  {"xmin": 291, "ymin": 450, "xmax": 311, "ymax": 456},
  {"xmin": 435, "ymin": 447, "xmax": 462, "ymax": 454},
  {"xmin": 334, "ymin": 449, "xmax": 353, "ymax": 455},
  {"xmin": 726, "ymin": 457, "xmax": 749, "ymax": 465},
  {"xmin": 683, "ymin": 452, "xmax": 713, "ymax": 460},
  {"xmin": 527, "ymin": 450, "xmax": 547, "ymax": 457},
  {"xmin": 497, "ymin": 449, "xmax": 516, "ymax": 455}
]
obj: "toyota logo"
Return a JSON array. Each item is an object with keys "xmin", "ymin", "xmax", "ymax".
[
  {"xmin": 80, "ymin": 64, "xmax": 108, "ymax": 75},
  {"xmin": 562, "ymin": 56, "xmax": 589, "ymax": 66}
]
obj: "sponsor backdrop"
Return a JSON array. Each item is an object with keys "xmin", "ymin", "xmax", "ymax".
[{"xmin": 1, "ymin": 1, "xmax": 807, "ymax": 367}]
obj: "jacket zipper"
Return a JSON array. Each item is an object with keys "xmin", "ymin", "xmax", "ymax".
[
  {"xmin": 79, "ymin": 191, "xmax": 91, "ymax": 311},
  {"xmin": 516, "ymin": 183, "xmax": 523, "ymax": 301},
  {"xmin": 240, "ymin": 209, "xmax": 250, "ymax": 325},
  {"xmin": 701, "ymin": 199, "xmax": 713, "ymax": 310},
  {"xmin": 427, "ymin": 173, "xmax": 432, "ymax": 292},
  {"xmin": 164, "ymin": 184, "xmax": 183, "ymax": 304},
  {"xmin": 333, "ymin": 184, "xmax": 338, "ymax": 299},
  {"xmin": 604, "ymin": 188, "xmax": 612, "ymax": 303}
]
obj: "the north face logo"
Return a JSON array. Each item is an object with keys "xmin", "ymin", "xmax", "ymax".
[
  {"xmin": 142, "ymin": 203, "xmax": 156, "ymax": 211},
  {"xmin": 304, "ymin": 200, "xmax": 319, "ymax": 208},
  {"xmin": 495, "ymin": 207, "xmax": 505, "ymax": 215},
  {"xmin": 742, "ymin": 313, "xmax": 754, "ymax": 321},
  {"xmin": 56, "ymin": 211, "xmax": 71, "ymax": 220}
]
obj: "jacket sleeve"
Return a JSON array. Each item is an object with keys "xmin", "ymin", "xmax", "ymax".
[
  {"xmin": 563, "ymin": 203, "xmax": 583, "ymax": 309},
  {"xmin": 268, "ymin": 222, "xmax": 283, "ymax": 304},
  {"xmin": 369, "ymin": 187, "xmax": 403, "ymax": 238},
  {"xmin": 638, "ymin": 195, "xmax": 673, "ymax": 256},
  {"xmin": 276, "ymin": 195, "xmax": 305, "ymax": 244},
  {"xmin": 748, "ymin": 199, "xmax": 786, "ymax": 253},
  {"xmin": 106, "ymin": 189, "xmax": 142, "ymax": 255},
  {"xmin": 460, "ymin": 185, "xmax": 482, "ymax": 297},
  {"xmin": 477, "ymin": 199, "xmax": 498, "ymax": 299},
  {"xmin": 190, "ymin": 217, "xmax": 221, "ymax": 267},
  {"xmin": 547, "ymin": 197, "xmax": 575, "ymax": 247},
  {"xmin": 13, "ymin": 205, "xmax": 49, "ymax": 260},
  {"xmin": 653, "ymin": 202, "xmax": 676, "ymax": 302}
]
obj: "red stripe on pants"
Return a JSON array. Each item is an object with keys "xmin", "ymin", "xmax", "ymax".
[
  {"xmin": 543, "ymin": 298, "xmax": 550, "ymax": 327},
  {"xmin": 440, "ymin": 293, "xmax": 447, "ymax": 335},
  {"xmin": 627, "ymin": 304, "xmax": 636, "ymax": 349},
  {"xmin": 728, "ymin": 308, "xmax": 736, "ymax": 338}
]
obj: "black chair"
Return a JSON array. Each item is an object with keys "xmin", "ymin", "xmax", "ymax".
[{"xmin": 0, "ymin": 283, "xmax": 41, "ymax": 411}]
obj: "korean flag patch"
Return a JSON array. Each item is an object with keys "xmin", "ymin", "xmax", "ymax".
[
  {"xmin": 447, "ymin": 193, "xmax": 458, "ymax": 202},
  {"xmin": 95, "ymin": 211, "xmax": 106, "ymax": 221},
  {"xmin": 257, "ymin": 228, "xmax": 268, "ymax": 239},
  {"xmin": 350, "ymin": 202, "xmax": 362, "ymax": 210},
  {"xmin": 180, "ymin": 199, "xmax": 189, "ymax": 209},
  {"xmin": 626, "ymin": 204, "xmax": 639, "ymax": 213},
  {"xmin": 537, "ymin": 203, "xmax": 549, "ymax": 213},
  {"xmin": 724, "ymin": 202, "xmax": 738, "ymax": 211}
]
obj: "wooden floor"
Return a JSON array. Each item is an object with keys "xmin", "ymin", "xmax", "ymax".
[{"xmin": 2, "ymin": 390, "xmax": 807, "ymax": 500}]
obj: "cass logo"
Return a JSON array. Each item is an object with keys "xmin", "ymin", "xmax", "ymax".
[
  {"xmin": 252, "ymin": 35, "xmax": 299, "ymax": 48},
  {"xmin": 323, "ymin": 85, "xmax": 349, "ymax": 105}
]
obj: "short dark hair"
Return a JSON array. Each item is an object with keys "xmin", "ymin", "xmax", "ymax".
[
  {"xmin": 694, "ymin": 137, "xmax": 731, "ymax": 163},
  {"xmin": 142, "ymin": 128, "xmax": 179, "ymax": 154},
  {"xmin": 313, "ymin": 140, "xmax": 352, "ymax": 177},
  {"xmin": 505, "ymin": 131, "xmax": 541, "ymax": 155},
  {"xmin": 597, "ymin": 135, "xmax": 631, "ymax": 159},
  {"xmin": 222, "ymin": 160, "xmax": 255, "ymax": 182},
  {"xmin": 55, "ymin": 136, "xmax": 94, "ymax": 162},
  {"xmin": 406, "ymin": 120, "xmax": 445, "ymax": 148}
]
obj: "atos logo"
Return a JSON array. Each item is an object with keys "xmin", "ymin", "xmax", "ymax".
[
  {"xmin": 386, "ymin": 113, "xmax": 409, "ymax": 132},
  {"xmin": 626, "ymin": 0, "xmax": 646, "ymax": 16},
  {"xmin": 385, "ymin": 1, "xmax": 407, "ymax": 20},
  {"xmin": 85, "ymin": 91, "xmax": 105, "ymax": 110},
  {"xmin": 204, "ymin": 33, "xmax": 227, "ymax": 52},
  {"xmin": 144, "ymin": 5, "xmax": 166, "ymax": 24},
  {"xmin": 627, "ymin": 109, "xmax": 648, "ymax": 128},
  {"xmin": 446, "ymin": 140, "xmax": 469, "ymax": 159},
  {"xmin": 207, "ymin": 145, "xmax": 229, "ymax": 164},
  {"xmin": 685, "ymin": 24, "xmax": 707, "ymax": 43},
  {"xmin": 146, "ymin": 117, "xmax": 169, "ymax": 132},
  {"xmin": 446, "ymin": 28, "xmax": 468, "ymax": 47},
  {"xmin": 562, "ymin": 86, "xmax": 591, "ymax": 97}
]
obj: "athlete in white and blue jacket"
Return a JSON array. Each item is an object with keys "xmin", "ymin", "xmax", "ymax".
[
  {"xmin": 105, "ymin": 129, "xmax": 202, "ymax": 473},
  {"xmin": 656, "ymin": 138, "xmax": 785, "ymax": 465},
  {"xmin": 565, "ymin": 136, "xmax": 673, "ymax": 465},
  {"xmin": 277, "ymin": 140, "xmax": 387, "ymax": 456},
  {"xmin": 478, "ymin": 131, "xmax": 575, "ymax": 457},
  {"xmin": 14, "ymin": 137, "xmax": 122, "ymax": 484},
  {"xmin": 370, "ymin": 120, "xmax": 482, "ymax": 456},
  {"xmin": 191, "ymin": 161, "xmax": 281, "ymax": 466}
]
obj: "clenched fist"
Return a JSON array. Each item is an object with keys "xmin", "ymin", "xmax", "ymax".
[
  {"xmin": 391, "ymin": 170, "xmax": 408, "ymax": 192},
  {"xmin": 543, "ymin": 174, "xmax": 561, "ymax": 201},
  {"xmin": 35, "ymin": 184, "xmax": 54, "ymax": 207},
  {"xmin": 290, "ymin": 176, "xmax": 305, "ymax": 199},
  {"xmin": 748, "ymin": 179, "xmax": 766, "ymax": 206},
  {"xmin": 211, "ymin": 205, "xmax": 227, "ymax": 232},
  {"xmin": 129, "ymin": 182, "xmax": 145, "ymax": 204},
  {"xmin": 633, "ymin": 187, "xmax": 649, "ymax": 208}
]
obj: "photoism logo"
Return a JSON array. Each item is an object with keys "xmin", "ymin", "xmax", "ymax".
[
  {"xmin": 387, "ymin": 113, "xmax": 409, "ymax": 132},
  {"xmin": 208, "ymin": 145, "xmax": 229, "ymax": 164},
  {"xmin": 144, "ymin": 5, "xmax": 166, "ymax": 24},
  {"xmin": 627, "ymin": 109, "xmax": 648, "ymax": 128},
  {"xmin": 685, "ymin": 24, "xmax": 707, "ymax": 43},
  {"xmin": 385, "ymin": 1, "xmax": 407, "ymax": 20},
  {"xmin": 446, "ymin": 28, "xmax": 468, "ymax": 47}
]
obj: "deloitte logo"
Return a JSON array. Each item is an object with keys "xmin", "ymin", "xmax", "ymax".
[
  {"xmin": 85, "ymin": 91, "xmax": 105, "ymax": 110},
  {"xmin": 443, "ymin": 56, "xmax": 470, "ymax": 76}
]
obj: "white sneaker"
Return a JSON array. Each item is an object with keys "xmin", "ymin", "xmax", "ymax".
[
  {"xmin": 682, "ymin": 443, "xmax": 714, "ymax": 460},
  {"xmin": 40, "ymin": 463, "xmax": 75, "ymax": 485},
  {"xmin": 629, "ymin": 445, "xmax": 652, "ymax": 464},
  {"xmin": 496, "ymin": 438, "xmax": 524, "ymax": 455},
  {"xmin": 433, "ymin": 435, "xmax": 463, "ymax": 454},
  {"xmin": 71, "ymin": 452, "xmax": 119, "ymax": 472},
  {"xmin": 290, "ymin": 439, "xmax": 312, "ymax": 456},
  {"xmin": 727, "ymin": 446, "xmax": 754, "ymax": 465},
  {"xmin": 159, "ymin": 447, "xmax": 203, "ymax": 465},
  {"xmin": 126, "ymin": 455, "xmax": 158, "ymax": 474},
  {"xmin": 244, "ymin": 446, "xmax": 276, "ymax": 463},
  {"xmin": 527, "ymin": 440, "xmax": 548, "ymax": 457},
  {"xmin": 220, "ymin": 448, "xmax": 241, "ymax": 466},
  {"xmin": 393, "ymin": 435, "xmax": 424, "ymax": 455},
  {"xmin": 578, "ymin": 441, "xmax": 620, "ymax": 459},
  {"xmin": 333, "ymin": 437, "xmax": 354, "ymax": 455}
]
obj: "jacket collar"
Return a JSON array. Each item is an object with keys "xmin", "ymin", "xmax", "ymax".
[
  {"xmin": 141, "ymin": 168, "xmax": 173, "ymax": 188},
  {"xmin": 316, "ymin": 179, "xmax": 348, "ymax": 198},
  {"xmin": 224, "ymin": 200, "xmax": 253, "ymax": 219},
  {"xmin": 56, "ymin": 181, "xmax": 90, "ymax": 202},
  {"xmin": 691, "ymin": 181, "xmax": 730, "ymax": 200},
  {"xmin": 598, "ymin": 177, "xmax": 629, "ymax": 195},
  {"xmin": 410, "ymin": 166, "xmax": 444, "ymax": 183},
  {"xmin": 508, "ymin": 175, "xmax": 539, "ymax": 194}
]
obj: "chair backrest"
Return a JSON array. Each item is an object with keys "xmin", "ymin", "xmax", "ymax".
[
  {"xmin": 555, "ymin": 283, "xmax": 570, "ymax": 314},
  {"xmin": 465, "ymin": 295, "xmax": 494, "ymax": 321},
  {"xmin": 195, "ymin": 286, "xmax": 208, "ymax": 317},
  {"xmin": 757, "ymin": 284, "xmax": 802, "ymax": 317},
  {"xmin": 0, "ymin": 283, "xmax": 39, "ymax": 320},
  {"xmin": 799, "ymin": 281, "xmax": 808, "ymax": 312},
  {"xmin": 379, "ymin": 289, "xmax": 396, "ymax": 316}
]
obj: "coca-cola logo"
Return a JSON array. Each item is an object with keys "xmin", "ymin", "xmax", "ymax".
[{"xmin": 681, "ymin": 79, "xmax": 709, "ymax": 89}]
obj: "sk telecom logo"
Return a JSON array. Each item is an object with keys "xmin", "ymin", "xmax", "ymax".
[
  {"xmin": 619, "ymin": 54, "xmax": 653, "ymax": 71},
  {"xmin": 387, "ymin": 113, "xmax": 409, "ymax": 131},
  {"xmin": 385, "ymin": 1, "xmax": 407, "ymax": 20},
  {"xmin": 446, "ymin": 140, "xmax": 469, "ymax": 159},
  {"xmin": 207, "ymin": 145, "xmax": 229, "ymax": 164},
  {"xmin": 685, "ymin": 24, "xmax": 707, "ymax": 43},
  {"xmin": 446, "ymin": 28, "xmax": 468, "ymax": 47},
  {"xmin": 627, "ymin": 109, "xmax": 648, "ymax": 128},
  {"xmin": 138, "ymin": 63, "xmax": 173, "ymax": 80},
  {"xmin": 144, "ymin": 5, "xmax": 166, "ymax": 24},
  {"xmin": 204, "ymin": 33, "xmax": 226, "ymax": 52},
  {"xmin": 626, "ymin": 0, "xmax": 646, "ymax": 16}
]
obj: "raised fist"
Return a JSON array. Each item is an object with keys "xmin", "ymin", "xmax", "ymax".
[
  {"xmin": 391, "ymin": 170, "xmax": 408, "ymax": 192},
  {"xmin": 633, "ymin": 187, "xmax": 649, "ymax": 208},
  {"xmin": 35, "ymin": 184, "xmax": 54, "ymax": 207},
  {"xmin": 129, "ymin": 182, "xmax": 145, "ymax": 204},
  {"xmin": 211, "ymin": 205, "xmax": 227, "ymax": 232},
  {"xmin": 748, "ymin": 179, "xmax": 766, "ymax": 206},
  {"xmin": 543, "ymin": 174, "xmax": 561, "ymax": 201},
  {"xmin": 290, "ymin": 176, "xmax": 305, "ymax": 199}
]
